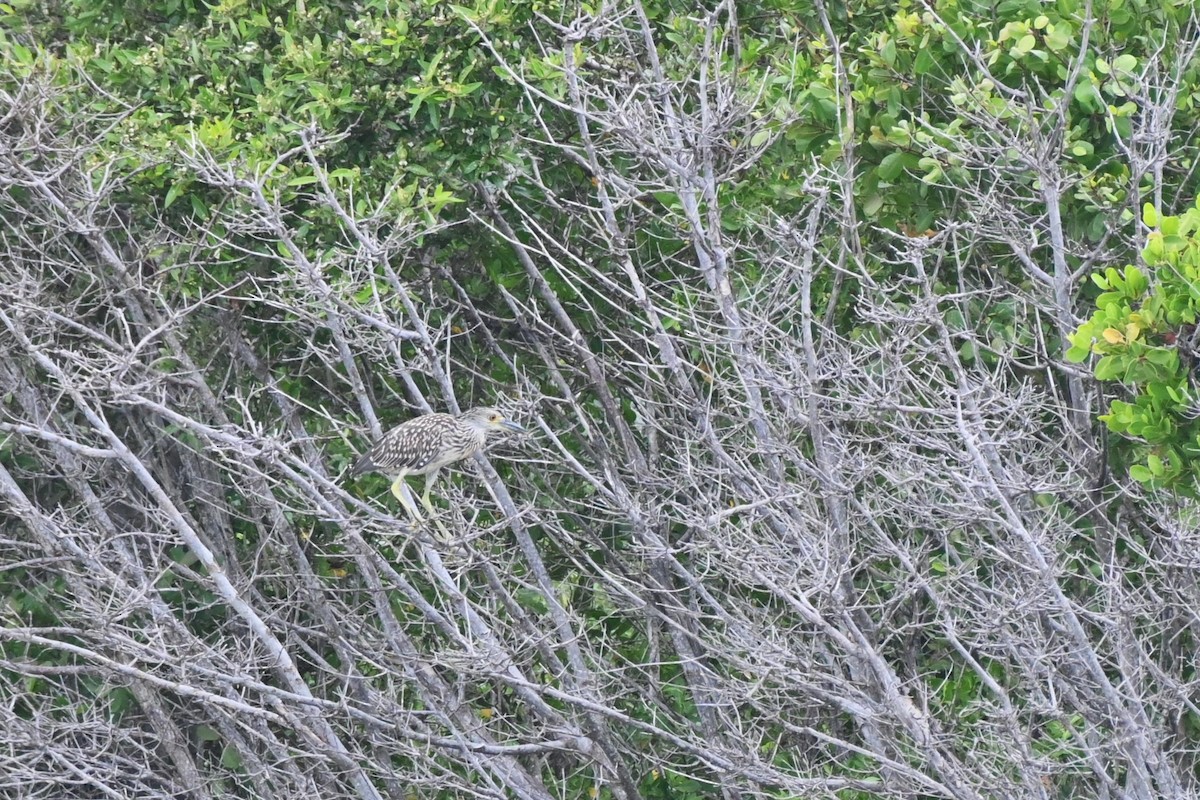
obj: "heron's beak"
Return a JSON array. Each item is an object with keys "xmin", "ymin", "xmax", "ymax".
[{"xmin": 501, "ymin": 419, "xmax": 526, "ymax": 433}]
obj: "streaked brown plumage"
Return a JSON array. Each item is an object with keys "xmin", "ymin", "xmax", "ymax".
[{"xmin": 353, "ymin": 407, "xmax": 524, "ymax": 522}]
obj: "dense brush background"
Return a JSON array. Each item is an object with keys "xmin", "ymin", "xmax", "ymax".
[{"xmin": 2, "ymin": 1, "xmax": 1200, "ymax": 798}]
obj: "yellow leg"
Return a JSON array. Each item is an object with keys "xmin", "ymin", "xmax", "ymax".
[
  {"xmin": 422, "ymin": 471, "xmax": 452, "ymax": 543},
  {"xmin": 420, "ymin": 470, "xmax": 438, "ymax": 519},
  {"xmin": 390, "ymin": 473, "xmax": 423, "ymax": 522}
]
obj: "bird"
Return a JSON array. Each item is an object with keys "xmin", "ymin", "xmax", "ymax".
[{"xmin": 352, "ymin": 407, "xmax": 525, "ymax": 524}]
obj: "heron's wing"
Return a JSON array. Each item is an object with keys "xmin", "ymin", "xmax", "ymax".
[
  {"xmin": 351, "ymin": 417, "xmax": 447, "ymax": 476},
  {"xmin": 350, "ymin": 451, "xmax": 382, "ymax": 476}
]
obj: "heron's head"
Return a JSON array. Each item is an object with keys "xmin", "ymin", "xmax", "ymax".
[{"xmin": 461, "ymin": 407, "xmax": 525, "ymax": 434}]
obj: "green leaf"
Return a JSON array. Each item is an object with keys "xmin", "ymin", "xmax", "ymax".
[
  {"xmin": 1113, "ymin": 54, "xmax": 1137, "ymax": 73},
  {"xmin": 1044, "ymin": 23, "xmax": 1073, "ymax": 52},
  {"xmin": 1074, "ymin": 80, "xmax": 1101, "ymax": 111},
  {"xmin": 1144, "ymin": 349, "xmax": 1179, "ymax": 372},
  {"xmin": 189, "ymin": 195, "xmax": 209, "ymax": 219},
  {"xmin": 1129, "ymin": 464, "xmax": 1154, "ymax": 482},
  {"xmin": 1094, "ymin": 355, "xmax": 1124, "ymax": 380},
  {"xmin": 1124, "ymin": 266, "xmax": 1148, "ymax": 296},
  {"xmin": 917, "ymin": 156, "xmax": 942, "ymax": 184},
  {"xmin": 1066, "ymin": 343, "xmax": 1091, "ymax": 363},
  {"xmin": 1144, "ymin": 232, "xmax": 1165, "ymax": 263},
  {"xmin": 195, "ymin": 725, "xmax": 221, "ymax": 742},
  {"xmin": 220, "ymin": 744, "xmax": 243, "ymax": 770},
  {"xmin": 1143, "ymin": 202, "xmax": 1159, "ymax": 227},
  {"xmin": 877, "ymin": 151, "xmax": 912, "ymax": 181},
  {"xmin": 914, "ymin": 48, "xmax": 935, "ymax": 75},
  {"xmin": 881, "ymin": 39, "xmax": 897, "ymax": 67},
  {"xmin": 515, "ymin": 588, "xmax": 549, "ymax": 614},
  {"xmin": 164, "ymin": 182, "xmax": 185, "ymax": 209},
  {"xmin": 749, "ymin": 129, "xmax": 772, "ymax": 149}
]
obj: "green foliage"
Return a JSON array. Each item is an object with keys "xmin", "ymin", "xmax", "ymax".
[
  {"xmin": 852, "ymin": 0, "xmax": 1200, "ymax": 247},
  {"xmin": 1069, "ymin": 201, "xmax": 1200, "ymax": 491},
  {"xmin": 1, "ymin": 0, "xmax": 538, "ymax": 269}
]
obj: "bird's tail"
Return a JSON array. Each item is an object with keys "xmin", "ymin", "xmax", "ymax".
[{"xmin": 351, "ymin": 453, "xmax": 375, "ymax": 476}]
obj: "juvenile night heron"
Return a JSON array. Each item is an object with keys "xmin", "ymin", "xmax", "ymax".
[{"xmin": 352, "ymin": 407, "xmax": 525, "ymax": 523}]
